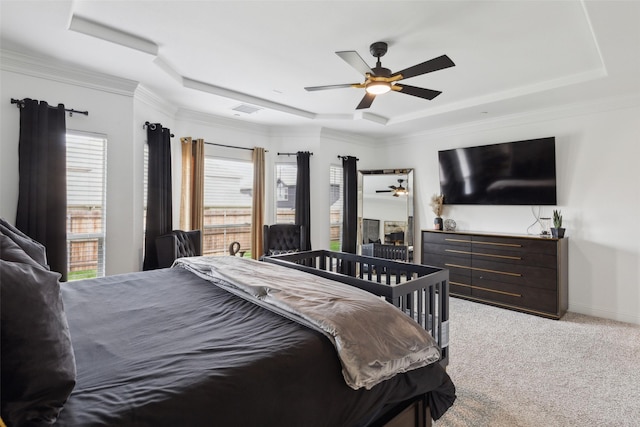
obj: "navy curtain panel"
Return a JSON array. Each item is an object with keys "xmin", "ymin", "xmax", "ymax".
[
  {"xmin": 143, "ymin": 123, "xmax": 173, "ymax": 270},
  {"xmin": 16, "ymin": 99, "xmax": 68, "ymax": 281},
  {"xmin": 341, "ymin": 156, "xmax": 358, "ymax": 254},
  {"xmin": 295, "ymin": 151, "xmax": 311, "ymax": 250}
]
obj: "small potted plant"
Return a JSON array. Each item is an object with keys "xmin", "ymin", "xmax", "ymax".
[
  {"xmin": 551, "ymin": 209, "xmax": 565, "ymax": 238},
  {"xmin": 430, "ymin": 194, "xmax": 445, "ymax": 230}
]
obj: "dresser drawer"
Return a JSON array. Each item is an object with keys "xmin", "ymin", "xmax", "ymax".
[
  {"xmin": 471, "ymin": 235, "xmax": 557, "ymax": 256},
  {"xmin": 471, "ymin": 258, "xmax": 557, "ymax": 290},
  {"xmin": 470, "ymin": 246, "xmax": 558, "ymax": 269},
  {"xmin": 422, "ymin": 251, "xmax": 470, "ymax": 268},
  {"xmin": 423, "ymin": 232, "xmax": 472, "ymax": 249},
  {"xmin": 471, "ymin": 278, "xmax": 557, "ymax": 314}
]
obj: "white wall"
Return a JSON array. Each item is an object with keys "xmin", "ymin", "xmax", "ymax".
[
  {"xmin": 374, "ymin": 101, "xmax": 640, "ymax": 324},
  {"xmin": 0, "ymin": 67, "xmax": 140, "ymax": 276}
]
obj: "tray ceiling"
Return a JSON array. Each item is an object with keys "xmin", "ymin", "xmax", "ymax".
[{"xmin": 1, "ymin": 1, "xmax": 638, "ymax": 139}]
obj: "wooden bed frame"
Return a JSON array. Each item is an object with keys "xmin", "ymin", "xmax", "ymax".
[
  {"xmin": 263, "ymin": 250, "xmax": 450, "ymax": 427},
  {"xmin": 369, "ymin": 394, "xmax": 433, "ymax": 427}
]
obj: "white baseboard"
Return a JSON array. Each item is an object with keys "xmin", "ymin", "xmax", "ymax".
[{"xmin": 568, "ymin": 303, "xmax": 640, "ymax": 326}]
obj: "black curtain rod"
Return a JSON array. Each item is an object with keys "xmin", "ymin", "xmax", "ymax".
[
  {"xmin": 205, "ymin": 141, "xmax": 256, "ymax": 151},
  {"xmin": 277, "ymin": 152, "xmax": 313, "ymax": 156},
  {"xmin": 143, "ymin": 121, "xmax": 174, "ymax": 137},
  {"xmin": 11, "ymin": 98, "xmax": 88, "ymax": 117},
  {"xmin": 337, "ymin": 155, "xmax": 359, "ymax": 161},
  {"xmin": 182, "ymin": 139, "xmax": 268, "ymax": 153}
]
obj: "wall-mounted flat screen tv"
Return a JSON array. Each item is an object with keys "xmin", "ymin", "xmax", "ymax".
[{"xmin": 438, "ymin": 137, "xmax": 557, "ymax": 205}]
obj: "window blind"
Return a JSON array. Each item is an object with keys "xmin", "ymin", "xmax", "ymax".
[
  {"xmin": 66, "ymin": 132, "xmax": 107, "ymax": 280},
  {"xmin": 329, "ymin": 164, "xmax": 344, "ymax": 251},
  {"xmin": 275, "ymin": 162, "xmax": 297, "ymax": 223},
  {"xmin": 203, "ymin": 156, "xmax": 253, "ymax": 256}
]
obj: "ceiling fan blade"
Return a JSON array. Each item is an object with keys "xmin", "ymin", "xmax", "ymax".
[
  {"xmin": 394, "ymin": 84, "xmax": 442, "ymax": 100},
  {"xmin": 304, "ymin": 83, "xmax": 358, "ymax": 92},
  {"xmin": 356, "ymin": 92, "xmax": 376, "ymax": 110},
  {"xmin": 391, "ymin": 54, "xmax": 455, "ymax": 80},
  {"xmin": 376, "ymin": 190, "xmax": 393, "ymax": 193},
  {"xmin": 336, "ymin": 51, "xmax": 373, "ymax": 76}
]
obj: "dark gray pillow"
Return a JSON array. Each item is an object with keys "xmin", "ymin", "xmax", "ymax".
[
  {"xmin": 0, "ymin": 218, "xmax": 48, "ymax": 268},
  {"xmin": 0, "ymin": 236, "xmax": 76, "ymax": 426},
  {"xmin": 1, "ymin": 231, "xmax": 41, "ymax": 266}
]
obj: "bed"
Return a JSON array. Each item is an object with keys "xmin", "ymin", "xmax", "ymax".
[{"xmin": 1, "ymin": 224, "xmax": 455, "ymax": 427}]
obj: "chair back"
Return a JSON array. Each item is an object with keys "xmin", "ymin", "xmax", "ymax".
[
  {"xmin": 156, "ymin": 229, "xmax": 202, "ymax": 268},
  {"xmin": 263, "ymin": 224, "xmax": 307, "ymax": 256}
]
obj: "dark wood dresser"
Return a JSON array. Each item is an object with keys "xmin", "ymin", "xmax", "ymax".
[{"xmin": 421, "ymin": 230, "xmax": 568, "ymax": 319}]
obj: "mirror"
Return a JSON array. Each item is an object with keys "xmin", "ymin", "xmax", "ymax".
[{"xmin": 357, "ymin": 169, "xmax": 414, "ymax": 262}]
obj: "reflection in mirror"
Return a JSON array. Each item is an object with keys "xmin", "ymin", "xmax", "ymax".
[{"xmin": 357, "ymin": 169, "xmax": 414, "ymax": 262}]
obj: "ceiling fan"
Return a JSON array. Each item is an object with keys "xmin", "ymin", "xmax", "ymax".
[
  {"xmin": 376, "ymin": 179, "xmax": 408, "ymax": 197},
  {"xmin": 304, "ymin": 41, "xmax": 455, "ymax": 110}
]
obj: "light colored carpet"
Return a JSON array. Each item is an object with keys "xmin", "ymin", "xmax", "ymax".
[{"xmin": 435, "ymin": 297, "xmax": 640, "ymax": 427}]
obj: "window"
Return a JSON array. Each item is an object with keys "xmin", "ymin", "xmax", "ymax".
[
  {"xmin": 329, "ymin": 165, "xmax": 343, "ymax": 251},
  {"xmin": 66, "ymin": 132, "xmax": 107, "ymax": 280},
  {"xmin": 275, "ymin": 162, "xmax": 297, "ymax": 223},
  {"xmin": 203, "ymin": 157, "xmax": 253, "ymax": 257}
]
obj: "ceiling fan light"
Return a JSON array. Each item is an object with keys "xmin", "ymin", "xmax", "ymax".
[{"xmin": 365, "ymin": 81, "xmax": 391, "ymax": 95}]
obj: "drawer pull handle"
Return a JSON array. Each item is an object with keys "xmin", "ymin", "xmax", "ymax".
[
  {"xmin": 474, "ymin": 240, "xmax": 522, "ymax": 248},
  {"xmin": 445, "ymin": 249, "xmax": 473, "ymax": 255},
  {"xmin": 471, "ymin": 285, "xmax": 522, "ymax": 298},
  {"xmin": 444, "ymin": 238, "xmax": 472, "ymax": 243},
  {"xmin": 444, "ymin": 249, "xmax": 521, "ymax": 261},
  {"xmin": 445, "ymin": 263, "xmax": 522, "ymax": 277},
  {"xmin": 473, "ymin": 251, "xmax": 522, "ymax": 261},
  {"xmin": 450, "ymin": 281, "xmax": 471, "ymax": 288}
]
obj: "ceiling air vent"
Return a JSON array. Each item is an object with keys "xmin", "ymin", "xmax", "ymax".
[{"xmin": 232, "ymin": 104, "xmax": 262, "ymax": 114}]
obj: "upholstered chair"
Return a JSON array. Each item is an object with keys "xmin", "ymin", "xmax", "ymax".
[
  {"xmin": 262, "ymin": 224, "xmax": 307, "ymax": 257},
  {"xmin": 156, "ymin": 230, "xmax": 202, "ymax": 268}
]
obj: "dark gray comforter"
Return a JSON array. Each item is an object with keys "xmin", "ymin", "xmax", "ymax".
[{"xmin": 55, "ymin": 266, "xmax": 455, "ymax": 426}]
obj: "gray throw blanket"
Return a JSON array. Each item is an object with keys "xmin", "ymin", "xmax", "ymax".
[{"xmin": 173, "ymin": 256, "xmax": 440, "ymax": 390}]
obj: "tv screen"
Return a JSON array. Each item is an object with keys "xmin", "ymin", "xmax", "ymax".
[{"xmin": 438, "ymin": 137, "xmax": 557, "ymax": 205}]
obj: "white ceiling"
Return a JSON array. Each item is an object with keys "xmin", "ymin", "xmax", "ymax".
[{"xmin": 1, "ymin": 0, "xmax": 639, "ymax": 140}]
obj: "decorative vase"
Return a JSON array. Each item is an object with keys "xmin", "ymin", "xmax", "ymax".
[
  {"xmin": 434, "ymin": 217, "xmax": 443, "ymax": 230},
  {"xmin": 551, "ymin": 227, "xmax": 565, "ymax": 238}
]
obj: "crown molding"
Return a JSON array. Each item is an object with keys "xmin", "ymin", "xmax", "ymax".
[
  {"xmin": 0, "ymin": 49, "xmax": 139, "ymax": 96},
  {"xmin": 134, "ymin": 85, "xmax": 178, "ymax": 117}
]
